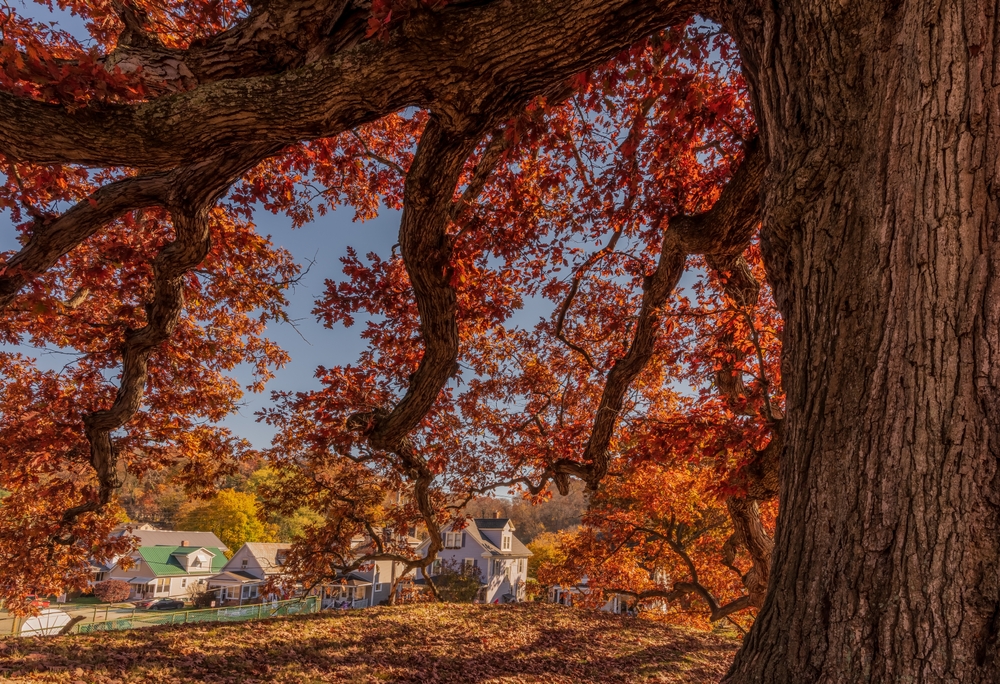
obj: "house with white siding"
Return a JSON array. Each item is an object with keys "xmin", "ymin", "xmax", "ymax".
[
  {"xmin": 207, "ymin": 542, "xmax": 291, "ymax": 603},
  {"xmin": 104, "ymin": 542, "xmax": 228, "ymax": 599},
  {"xmin": 417, "ymin": 517, "xmax": 531, "ymax": 603},
  {"xmin": 548, "ymin": 579, "xmax": 631, "ymax": 614},
  {"xmin": 90, "ymin": 527, "xmax": 228, "ymax": 585},
  {"xmin": 208, "ymin": 535, "xmax": 421, "ymax": 608}
]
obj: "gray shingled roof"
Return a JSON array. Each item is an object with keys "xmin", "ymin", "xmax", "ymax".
[
  {"xmin": 242, "ymin": 542, "xmax": 293, "ymax": 574},
  {"xmin": 112, "ymin": 528, "xmax": 229, "ymax": 552},
  {"xmin": 469, "ymin": 520, "xmax": 531, "ymax": 557},
  {"xmin": 473, "ymin": 518, "xmax": 510, "ymax": 530},
  {"xmin": 209, "ymin": 570, "xmax": 261, "ymax": 584},
  {"xmin": 417, "ymin": 519, "xmax": 532, "ymax": 557}
]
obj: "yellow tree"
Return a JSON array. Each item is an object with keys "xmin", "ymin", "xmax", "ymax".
[{"xmin": 178, "ymin": 489, "xmax": 276, "ymax": 556}]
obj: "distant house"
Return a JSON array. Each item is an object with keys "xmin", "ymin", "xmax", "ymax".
[
  {"xmin": 105, "ymin": 543, "xmax": 228, "ymax": 600},
  {"xmin": 548, "ymin": 579, "xmax": 629, "ymax": 614},
  {"xmin": 208, "ymin": 535, "xmax": 422, "ymax": 608},
  {"xmin": 207, "ymin": 542, "xmax": 292, "ymax": 603},
  {"xmin": 320, "ymin": 532, "xmax": 421, "ymax": 609},
  {"xmin": 417, "ymin": 517, "xmax": 531, "ymax": 603},
  {"xmin": 90, "ymin": 527, "xmax": 228, "ymax": 584}
]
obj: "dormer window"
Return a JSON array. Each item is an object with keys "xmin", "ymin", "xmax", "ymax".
[
  {"xmin": 275, "ymin": 551, "xmax": 287, "ymax": 565},
  {"xmin": 502, "ymin": 534, "xmax": 511, "ymax": 551},
  {"xmin": 241, "ymin": 559, "xmax": 248, "ymax": 569}
]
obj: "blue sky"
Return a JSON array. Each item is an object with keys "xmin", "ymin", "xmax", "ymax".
[{"xmin": 1, "ymin": 197, "xmax": 560, "ymax": 449}]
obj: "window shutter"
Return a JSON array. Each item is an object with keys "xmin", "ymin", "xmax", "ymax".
[{"xmin": 461, "ymin": 532, "xmax": 466, "ymax": 548}]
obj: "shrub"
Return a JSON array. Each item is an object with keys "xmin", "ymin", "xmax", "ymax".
[
  {"xmin": 190, "ymin": 591, "xmax": 217, "ymax": 608},
  {"xmin": 434, "ymin": 559, "xmax": 483, "ymax": 603},
  {"xmin": 93, "ymin": 580, "xmax": 131, "ymax": 603}
]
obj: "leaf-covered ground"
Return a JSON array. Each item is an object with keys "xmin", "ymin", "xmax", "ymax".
[{"xmin": 0, "ymin": 603, "xmax": 738, "ymax": 683}]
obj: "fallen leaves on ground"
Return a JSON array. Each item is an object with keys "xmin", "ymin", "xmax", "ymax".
[{"xmin": 0, "ymin": 603, "xmax": 738, "ymax": 683}]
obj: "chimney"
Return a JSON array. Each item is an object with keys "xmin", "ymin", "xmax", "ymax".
[
  {"xmin": 494, "ymin": 511, "xmax": 501, "ymax": 519},
  {"xmin": 181, "ymin": 540, "xmax": 189, "ymax": 547}
]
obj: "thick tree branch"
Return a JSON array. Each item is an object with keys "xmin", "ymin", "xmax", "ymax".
[
  {"xmin": 0, "ymin": 0, "xmax": 700, "ymax": 169},
  {"xmin": 725, "ymin": 496, "xmax": 774, "ymax": 608},
  {"xmin": 57, "ymin": 201, "xmax": 213, "ymax": 533},
  {"xmin": 572, "ymin": 137, "xmax": 767, "ymax": 488},
  {"xmin": 0, "ymin": 144, "xmax": 281, "ymax": 310}
]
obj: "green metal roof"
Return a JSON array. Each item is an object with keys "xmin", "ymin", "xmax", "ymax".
[
  {"xmin": 171, "ymin": 547, "xmax": 215, "ymax": 556},
  {"xmin": 137, "ymin": 546, "xmax": 227, "ymax": 577}
]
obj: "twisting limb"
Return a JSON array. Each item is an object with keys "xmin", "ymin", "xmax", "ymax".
[
  {"xmin": 0, "ymin": 173, "xmax": 172, "ymax": 309},
  {"xmin": 547, "ymin": 137, "xmax": 769, "ymax": 490},
  {"xmin": 50, "ymin": 145, "xmax": 277, "ymax": 539},
  {"xmin": 725, "ymin": 497, "xmax": 773, "ymax": 608},
  {"xmin": 351, "ymin": 115, "xmax": 485, "ymax": 452},
  {"xmin": 0, "ymin": 145, "xmax": 281, "ymax": 311},
  {"xmin": 0, "ymin": 0, "xmax": 700, "ymax": 170},
  {"xmin": 56, "ymin": 202, "xmax": 213, "ymax": 537},
  {"xmin": 450, "ymin": 130, "xmax": 511, "ymax": 225},
  {"xmin": 577, "ymin": 222, "xmax": 688, "ymax": 487},
  {"xmin": 602, "ymin": 517, "xmax": 755, "ymax": 622}
]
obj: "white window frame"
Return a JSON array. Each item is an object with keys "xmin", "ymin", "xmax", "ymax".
[
  {"xmin": 518, "ymin": 558, "xmax": 524, "ymax": 573},
  {"xmin": 181, "ymin": 578, "xmax": 187, "ymax": 588},
  {"xmin": 502, "ymin": 534, "xmax": 511, "ymax": 551},
  {"xmin": 156, "ymin": 578, "xmax": 170, "ymax": 594},
  {"xmin": 444, "ymin": 532, "xmax": 462, "ymax": 548},
  {"xmin": 463, "ymin": 558, "xmax": 476, "ymax": 573}
]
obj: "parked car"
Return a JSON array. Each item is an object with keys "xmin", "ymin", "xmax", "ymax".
[
  {"xmin": 130, "ymin": 598, "xmax": 157, "ymax": 609},
  {"xmin": 145, "ymin": 598, "xmax": 185, "ymax": 611}
]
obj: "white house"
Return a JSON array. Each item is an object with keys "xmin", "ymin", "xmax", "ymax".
[
  {"xmin": 548, "ymin": 579, "xmax": 631, "ymax": 614},
  {"xmin": 208, "ymin": 536, "xmax": 421, "ymax": 608},
  {"xmin": 105, "ymin": 543, "xmax": 228, "ymax": 600},
  {"xmin": 207, "ymin": 542, "xmax": 292, "ymax": 603},
  {"xmin": 417, "ymin": 517, "xmax": 532, "ymax": 603},
  {"xmin": 317, "ymin": 531, "xmax": 423, "ymax": 609}
]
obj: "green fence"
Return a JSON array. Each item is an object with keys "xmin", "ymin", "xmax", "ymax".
[
  {"xmin": 75, "ymin": 597, "xmax": 319, "ymax": 635},
  {"xmin": 2, "ymin": 597, "xmax": 320, "ymax": 637}
]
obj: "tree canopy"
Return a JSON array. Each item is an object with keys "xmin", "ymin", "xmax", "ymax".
[{"xmin": 0, "ymin": 0, "xmax": 997, "ymax": 680}]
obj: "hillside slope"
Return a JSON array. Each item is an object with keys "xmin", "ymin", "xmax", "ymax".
[{"xmin": 0, "ymin": 603, "xmax": 738, "ymax": 683}]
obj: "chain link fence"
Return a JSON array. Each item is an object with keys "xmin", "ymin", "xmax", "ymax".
[{"xmin": 2, "ymin": 597, "xmax": 320, "ymax": 637}]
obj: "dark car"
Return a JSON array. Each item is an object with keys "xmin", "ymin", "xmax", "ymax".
[{"xmin": 144, "ymin": 599, "xmax": 185, "ymax": 611}]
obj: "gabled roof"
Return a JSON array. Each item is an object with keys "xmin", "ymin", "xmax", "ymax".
[
  {"xmin": 137, "ymin": 546, "xmax": 227, "ymax": 577},
  {"xmin": 240, "ymin": 542, "xmax": 293, "ymax": 574},
  {"xmin": 208, "ymin": 571, "xmax": 261, "ymax": 585},
  {"xmin": 171, "ymin": 547, "xmax": 215, "ymax": 557},
  {"xmin": 112, "ymin": 528, "xmax": 229, "ymax": 552},
  {"xmin": 474, "ymin": 518, "xmax": 511, "ymax": 530},
  {"xmin": 472, "ymin": 520, "xmax": 531, "ymax": 556},
  {"xmin": 419, "ymin": 519, "xmax": 531, "ymax": 557}
]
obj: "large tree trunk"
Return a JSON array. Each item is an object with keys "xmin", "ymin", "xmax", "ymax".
[{"xmin": 719, "ymin": 0, "xmax": 1000, "ymax": 680}]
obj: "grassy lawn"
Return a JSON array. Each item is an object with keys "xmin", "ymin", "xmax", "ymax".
[
  {"xmin": 52, "ymin": 597, "xmax": 102, "ymax": 608},
  {"xmin": 0, "ymin": 603, "xmax": 738, "ymax": 683}
]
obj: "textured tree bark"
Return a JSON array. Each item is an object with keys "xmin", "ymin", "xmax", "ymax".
[{"xmin": 719, "ymin": 0, "xmax": 1000, "ymax": 679}]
